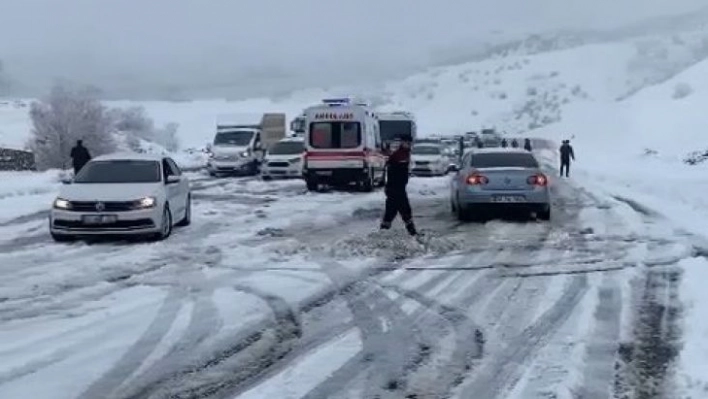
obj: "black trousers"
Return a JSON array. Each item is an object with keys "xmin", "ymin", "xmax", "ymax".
[
  {"xmin": 382, "ymin": 187, "xmax": 413, "ymax": 224},
  {"xmin": 560, "ymin": 160, "xmax": 570, "ymax": 177}
]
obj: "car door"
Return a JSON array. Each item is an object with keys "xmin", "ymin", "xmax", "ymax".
[
  {"xmin": 165, "ymin": 158, "xmax": 188, "ymax": 211},
  {"xmin": 162, "ymin": 158, "xmax": 183, "ymax": 215}
]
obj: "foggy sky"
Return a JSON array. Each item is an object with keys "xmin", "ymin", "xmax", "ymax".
[{"xmin": 1, "ymin": 0, "xmax": 706, "ymax": 99}]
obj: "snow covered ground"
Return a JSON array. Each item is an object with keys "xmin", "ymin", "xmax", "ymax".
[{"xmin": 3, "ymin": 22, "xmax": 708, "ymax": 398}]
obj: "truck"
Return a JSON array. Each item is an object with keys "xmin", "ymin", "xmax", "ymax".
[
  {"xmin": 289, "ymin": 114, "xmax": 306, "ymax": 137},
  {"xmin": 206, "ymin": 113, "xmax": 286, "ymax": 176},
  {"xmin": 377, "ymin": 111, "xmax": 417, "ymax": 150}
]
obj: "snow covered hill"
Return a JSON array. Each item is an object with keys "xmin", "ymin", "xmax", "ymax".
[{"xmin": 3, "ymin": 20, "xmax": 708, "ymax": 159}]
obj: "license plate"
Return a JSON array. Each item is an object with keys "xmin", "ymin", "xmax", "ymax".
[
  {"xmin": 315, "ymin": 170, "xmax": 332, "ymax": 176},
  {"xmin": 82, "ymin": 215, "xmax": 117, "ymax": 224},
  {"xmin": 492, "ymin": 195, "xmax": 525, "ymax": 203}
]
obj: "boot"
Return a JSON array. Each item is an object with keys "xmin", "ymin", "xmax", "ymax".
[
  {"xmin": 380, "ymin": 221, "xmax": 391, "ymax": 230},
  {"xmin": 404, "ymin": 220, "xmax": 417, "ymax": 236}
]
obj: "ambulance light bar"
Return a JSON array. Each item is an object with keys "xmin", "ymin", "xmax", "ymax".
[{"xmin": 322, "ymin": 97, "xmax": 369, "ymax": 107}]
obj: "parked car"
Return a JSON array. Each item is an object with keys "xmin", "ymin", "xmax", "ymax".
[
  {"xmin": 49, "ymin": 153, "xmax": 191, "ymax": 242},
  {"xmin": 450, "ymin": 148, "xmax": 551, "ymax": 221},
  {"xmin": 411, "ymin": 144, "xmax": 449, "ymax": 176},
  {"xmin": 260, "ymin": 137, "xmax": 305, "ymax": 180}
]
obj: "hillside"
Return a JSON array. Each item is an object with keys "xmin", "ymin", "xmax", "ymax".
[{"xmin": 1, "ymin": 22, "xmax": 708, "ymax": 163}]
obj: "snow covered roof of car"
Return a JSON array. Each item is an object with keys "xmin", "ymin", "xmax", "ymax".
[
  {"xmin": 92, "ymin": 152, "xmax": 166, "ymax": 162},
  {"xmin": 464, "ymin": 148, "xmax": 534, "ymax": 156}
]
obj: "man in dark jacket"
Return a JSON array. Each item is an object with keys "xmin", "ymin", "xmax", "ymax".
[
  {"xmin": 524, "ymin": 138, "xmax": 533, "ymax": 152},
  {"xmin": 511, "ymin": 138, "xmax": 519, "ymax": 148},
  {"xmin": 500, "ymin": 138, "xmax": 508, "ymax": 148},
  {"xmin": 559, "ymin": 139, "xmax": 575, "ymax": 177},
  {"xmin": 70, "ymin": 140, "xmax": 92, "ymax": 175},
  {"xmin": 380, "ymin": 135, "xmax": 417, "ymax": 236}
]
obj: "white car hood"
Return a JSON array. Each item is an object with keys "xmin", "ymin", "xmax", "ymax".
[
  {"xmin": 212, "ymin": 146, "xmax": 249, "ymax": 156},
  {"xmin": 413, "ymin": 155, "xmax": 443, "ymax": 162},
  {"xmin": 59, "ymin": 183, "xmax": 162, "ymax": 201}
]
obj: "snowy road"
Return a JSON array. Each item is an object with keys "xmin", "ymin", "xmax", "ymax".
[{"xmin": 0, "ymin": 169, "xmax": 692, "ymax": 398}]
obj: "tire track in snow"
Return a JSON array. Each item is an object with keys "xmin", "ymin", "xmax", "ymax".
[
  {"xmin": 306, "ymin": 257, "xmax": 426, "ymax": 399},
  {"xmin": 120, "ymin": 283, "xmax": 301, "ymax": 399},
  {"xmin": 577, "ymin": 274, "xmax": 623, "ymax": 399},
  {"xmin": 613, "ymin": 267, "xmax": 683, "ymax": 399},
  {"xmin": 380, "ymin": 283, "xmax": 485, "ymax": 398},
  {"xmin": 458, "ymin": 274, "xmax": 589, "ymax": 399},
  {"xmin": 76, "ymin": 289, "xmax": 185, "ymax": 399},
  {"xmin": 0, "ymin": 209, "xmax": 48, "ymax": 228}
]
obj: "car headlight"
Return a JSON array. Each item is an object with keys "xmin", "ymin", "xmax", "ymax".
[
  {"xmin": 240, "ymin": 151, "xmax": 249, "ymax": 157},
  {"xmin": 289, "ymin": 157, "xmax": 301, "ymax": 164},
  {"xmin": 134, "ymin": 196, "xmax": 157, "ymax": 209},
  {"xmin": 53, "ymin": 198, "xmax": 71, "ymax": 210}
]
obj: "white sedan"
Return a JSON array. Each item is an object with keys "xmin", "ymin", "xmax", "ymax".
[{"xmin": 49, "ymin": 153, "xmax": 191, "ymax": 242}]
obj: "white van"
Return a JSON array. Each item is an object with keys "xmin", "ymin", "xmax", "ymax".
[
  {"xmin": 261, "ymin": 137, "xmax": 305, "ymax": 180},
  {"xmin": 378, "ymin": 111, "xmax": 417, "ymax": 150},
  {"xmin": 206, "ymin": 113, "xmax": 285, "ymax": 176},
  {"xmin": 302, "ymin": 98, "xmax": 386, "ymax": 191}
]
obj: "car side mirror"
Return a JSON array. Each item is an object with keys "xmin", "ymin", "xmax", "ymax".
[{"xmin": 166, "ymin": 175, "xmax": 180, "ymax": 185}]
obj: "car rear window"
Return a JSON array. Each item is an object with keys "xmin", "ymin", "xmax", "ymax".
[{"xmin": 469, "ymin": 152, "xmax": 539, "ymax": 168}]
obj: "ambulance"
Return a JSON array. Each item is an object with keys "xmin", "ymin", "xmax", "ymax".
[{"xmin": 302, "ymin": 98, "xmax": 386, "ymax": 192}]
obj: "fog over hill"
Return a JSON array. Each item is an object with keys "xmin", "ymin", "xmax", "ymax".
[{"xmin": 0, "ymin": 0, "xmax": 707, "ymax": 100}]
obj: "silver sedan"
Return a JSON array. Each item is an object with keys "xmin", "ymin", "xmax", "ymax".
[{"xmin": 449, "ymin": 148, "xmax": 551, "ymax": 221}]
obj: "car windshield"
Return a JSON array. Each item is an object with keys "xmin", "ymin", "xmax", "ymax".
[
  {"xmin": 74, "ymin": 160, "xmax": 161, "ymax": 183},
  {"xmin": 470, "ymin": 152, "xmax": 539, "ymax": 168},
  {"xmin": 214, "ymin": 131, "xmax": 254, "ymax": 146},
  {"xmin": 412, "ymin": 146, "xmax": 441, "ymax": 155},
  {"xmin": 268, "ymin": 141, "xmax": 304, "ymax": 155},
  {"xmin": 309, "ymin": 121, "xmax": 361, "ymax": 149},
  {"xmin": 379, "ymin": 120, "xmax": 412, "ymax": 142}
]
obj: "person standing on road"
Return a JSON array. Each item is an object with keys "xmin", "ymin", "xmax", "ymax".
[
  {"xmin": 524, "ymin": 138, "xmax": 533, "ymax": 151},
  {"xmin": 559, "ymin": 139, "xmax": 575, "ymax": 177},
  {"xmin": 70, "ymin": 140, "xmax": 92, "ymax": 175},
  {"xmin": 511, "ymin": 138, "xmax": 519, "ymax": 148},
  {"xmin": 380, "ymin": 135, "xmax": 418, "ymax": 236},
  {"xmin": 501, "ymin": 138, "xmax": 508, "ymax": 148}
]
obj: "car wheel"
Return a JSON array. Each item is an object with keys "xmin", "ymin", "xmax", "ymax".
[
  {"xmin": 455, "ymin": 195, "xmax": 471, "ymax": 221},
  {"xmin": 377, "ymin": 167, "xmax": 387, "ymax": 187},
  {"xmin": 537, "ymin": 207, "xmax": 551, "ymax": 221},
  {"xmin": 176, "ymin": 195, "xmax": 191, "ymax": 227},
  {"xmin": 152, "ymin": 204, "xmax": 173, "ymax": 241},
  {"xmin": 360, "ymin": 169, "xmax": 374, "ymax": 192},
  {"xmin": 306, "ymin": 177, "xmax": 318, "ymax": 191}
]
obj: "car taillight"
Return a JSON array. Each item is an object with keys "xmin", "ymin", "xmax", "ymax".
[
  {"xmin": 527, "ymin": 173, "xmax": 548, "ymax": 186},
  {"xmin": 466, "ymin": 173, "xmax": 488, "ymax": 185}
]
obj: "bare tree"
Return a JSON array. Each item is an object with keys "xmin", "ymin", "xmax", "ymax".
[
  {"xmin": 154, "ymin": 122, "xmax": 180, "ymax": 152},
  {"xmin": 27, "ymin": 83, "xmax": 117, "ymax": 170},
  {"xmin": 113, "ymin": 106, "xmax": 155, "ymax": 141},
  {"xmin": 112, "ymin": 106, "xmax": 180, "ymax": 152}
]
